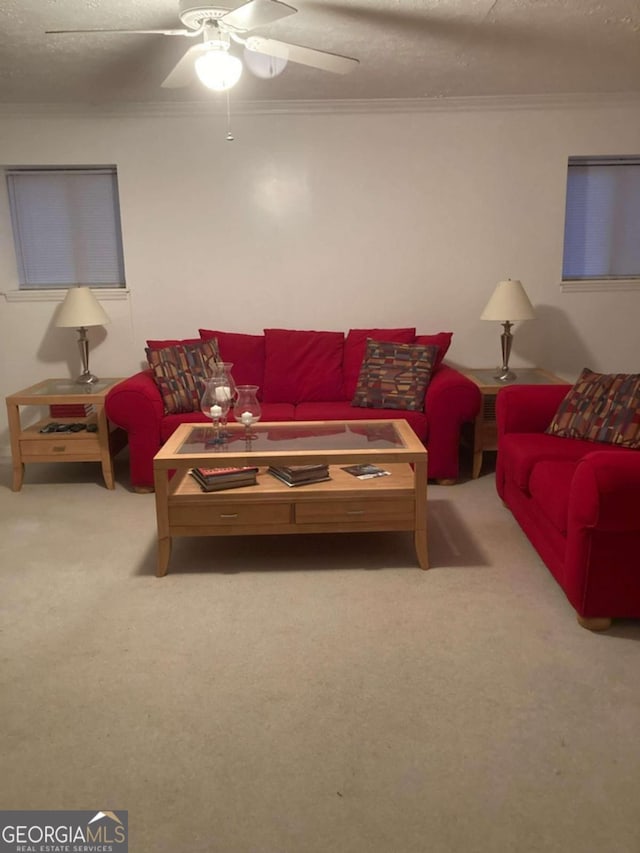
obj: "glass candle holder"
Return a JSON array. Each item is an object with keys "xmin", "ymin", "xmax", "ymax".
[
  {"xmin": 201, "ymin": 379, "xmax": 232, "ymax": 443},
  {"xmin": 233, "ymin": 385, "xmax": 261, "ymax": 437}
]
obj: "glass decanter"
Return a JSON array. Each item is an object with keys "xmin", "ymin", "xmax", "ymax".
[{"xmin": 233, "ymin": 385, "xmax": 262, "ymax": 437}]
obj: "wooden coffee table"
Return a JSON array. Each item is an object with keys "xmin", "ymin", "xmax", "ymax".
[{"xmin": 153, "ymin": 419, "xmax": 429, "ymax": 576}]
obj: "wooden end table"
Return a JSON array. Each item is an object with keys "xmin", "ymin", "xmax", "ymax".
[
  {"xmin": 460, "ymin": 367, "xmax": 568, "ymax": 478},
  {"xmin": 5, "ymin": 377, "xmax": 127, "ymax": 491}
]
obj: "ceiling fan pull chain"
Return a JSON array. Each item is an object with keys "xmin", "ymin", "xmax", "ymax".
[{"xmin": 225, "ymin": 89, "xmax": 234, "ymax": 141}]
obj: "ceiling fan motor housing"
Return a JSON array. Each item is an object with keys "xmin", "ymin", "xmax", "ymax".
[{"xmin": 178, "ymin": 2, "xmax": 234, "ymax": 29}]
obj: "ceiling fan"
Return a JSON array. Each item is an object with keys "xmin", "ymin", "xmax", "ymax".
[{"xmin": 46, "ymin": 0, "xmax": 360, "ymax": 92}]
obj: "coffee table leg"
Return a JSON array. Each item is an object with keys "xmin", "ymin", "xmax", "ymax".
[
  {"xmin": 12, "ymin": 462, "xmax": 25, "ymax": 492},
  {"xmin": 154, "ymin": 466, "xmax": 171, "ymax": 577},
  {"xmin": 414, "ymin": 459, "xmax": 429, "ymax": 570},
  {"xmin": 157, "ymin": 537, "xmax": 172, "ymax": 577}
]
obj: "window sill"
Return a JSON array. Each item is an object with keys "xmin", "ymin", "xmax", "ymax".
[
  {"xmin": 560, "ymin": 279, "xmax": 640, "ymax": 293},
  {"xmin": 2, "ymin": 288, "xmax": 130, "ymax": 303}
]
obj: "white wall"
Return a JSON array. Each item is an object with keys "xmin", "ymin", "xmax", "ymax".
[{"xmin": 1, "ymin": 99, "xmax": 639, "ymax": 452}]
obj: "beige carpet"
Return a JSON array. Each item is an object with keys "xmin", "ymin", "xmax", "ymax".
[{"xmin": 1, "ymin": 453, "xmax": 639, "ymax": 853}]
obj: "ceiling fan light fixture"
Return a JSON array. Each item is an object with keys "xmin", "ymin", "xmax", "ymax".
[
  {"xmin": 243, "ymin": 46, "xmax": 288, "ymax": 79},
  {"xmin": 195, "ymin": 49, "xmax": 242, "ymax": 91}
]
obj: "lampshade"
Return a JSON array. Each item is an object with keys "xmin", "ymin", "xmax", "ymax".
[
  {"xmin": 55, "ymin": 286, "xmax": 110, "ymax": 328},
  {"xmin": 195, "ymin": 50, "xmax": 243, "ymax": 91},
  {"xmin": 480, "ymin": 279, "xmax": 536, "ymax": 322}
]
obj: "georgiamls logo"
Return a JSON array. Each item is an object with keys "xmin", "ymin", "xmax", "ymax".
[
  {"xmin": 0, "ymin": 809, "xmax": 128, "ymax": 851},
  {"xmin": 84, "ymin": 811, "xmax": 127, "ymax": 844},
  {"xmin": 88, "ymin": 811, "xmax": 123, "ymax": 826}
]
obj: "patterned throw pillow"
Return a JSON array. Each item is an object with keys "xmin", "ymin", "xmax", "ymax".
[
  {"xmin": 146, "ymin": 339, "xmax": 221, "ymax": 414},
  {"xmin": 351, "ymin": 340, "xmax": 439, "ymax": 411},
  {"xmin": 546, "ymin": 367, "xmax": 640, "ymax": 448}
]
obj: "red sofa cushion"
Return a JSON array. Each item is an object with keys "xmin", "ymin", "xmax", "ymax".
[
  {"xmin": 262, "ymin": 328, "xmax": 345, "ymax": 404},
  {"xmin": 343, "ymin": 328, "xmax": 416, "ymax": 400},
  {"xmin": 499, "ymin": 432, "xmax": 608, "ymax": 492},
  {"xmin": 529, "ymin": 459, "xmax": 578, "ymax": 534},
  {"xmin": 199, "ymin": 329, "xmax": 266, "ymax": 397},
  {"xmin": 146, "ymin": 337, "xmax": 201, "ymax": 348},
  {"xmin": 414, "ymin": 332, "xmax": 453, "ymax": 370}
]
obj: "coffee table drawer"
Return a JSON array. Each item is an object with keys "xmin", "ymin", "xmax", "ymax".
[
  {"xmin": 170, "ymin": 501, "xmax": 292, "ymax": 527},
  {"xmin": 296, "ymin": 498, "xmax": 414, "ymax": 524}
]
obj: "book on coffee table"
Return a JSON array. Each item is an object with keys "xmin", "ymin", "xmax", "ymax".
[
  {"xmin": 193, "ymin": 465, "xmax": 259, "ymax": 481},
  {"xmin": 268, "ymin": 471, "xmax": 331, "ymax": 488},
  {"xmin": 190, "ymin": 466, "xmax": 258, "ymax": 491},
  {"xmin": 190, "ymin": 476, "xmax": 258, "ymax": 492},
  {"xmin": 267, "ymin": 465, "xmax": 331, "ymax": 487},
  {"xmin": 270, "ymin": 463, "xmax": 328, "ymax": 480}
]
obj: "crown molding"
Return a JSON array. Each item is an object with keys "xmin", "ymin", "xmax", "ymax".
[{"xmin": 1, "ymin": 92, "xmax": 639, "ymax": 119}]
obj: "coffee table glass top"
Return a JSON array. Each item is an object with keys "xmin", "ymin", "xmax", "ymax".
[{"xmin": 176, "ymin": 421, "xmax": 406, "ymax": 455}]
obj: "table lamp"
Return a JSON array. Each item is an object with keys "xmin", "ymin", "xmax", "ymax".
[
  {"xmin": 480, "ymin": 279, "xmax": 535, "ymax": 381},
  {"xmin": 55, "ymin": 286, "xmax": 110, "ymax": 384}
]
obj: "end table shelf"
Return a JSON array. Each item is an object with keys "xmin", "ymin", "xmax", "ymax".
[{"xmin": 5, "ymin": 378, "xmax": 126, "ymax": 491}]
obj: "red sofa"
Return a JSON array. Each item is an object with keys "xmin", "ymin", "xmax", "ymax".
[
  {"xmin": 105, "ymin": 327, "xmax": 481, "ymax": 491},
  {"xmin": 496, "ymin": 383, "xmax": 640, "ymax": 630}
]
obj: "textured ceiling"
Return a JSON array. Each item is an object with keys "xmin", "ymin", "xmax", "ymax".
[{"xmin": 1, "ymin": 0, "xmax": 640, "ymax": 105}]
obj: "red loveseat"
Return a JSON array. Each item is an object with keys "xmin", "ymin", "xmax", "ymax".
[
  {"xmin": 496, "ymin": 383, "xmax": 640, "ymax": 630},
  {"xmin": 105, "ymin": 327, "xmax": 481, "ymax": 491}
]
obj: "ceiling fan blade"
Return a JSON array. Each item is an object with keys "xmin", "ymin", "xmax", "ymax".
[
  {"xmin": 245, "ymin": 37, "xmax": 359, "ymax": 74},
  {"xmin": 45, "ymin": 28, "xmax": 191, "ymax": 36},
  {"xmin": 222, "ymin": 0, "xmax": 297, "ymax": 33},
  {"xmin": 161, "ymin": 43, "xmax": 208, "ymax": 88}
]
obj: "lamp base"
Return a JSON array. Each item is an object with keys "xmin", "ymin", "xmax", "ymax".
[
  {"xmin": 75, "ymin": 370, "xmax": 99, "ymax": 385},
  {"xmin": 75, "ymin": 327, "xmax": 99, "ymax": 384},
  {"xmin": 494, "ymin": 322, "xmax": 516, "ymax": 382},
  {"xmin": 493, "ymin": 367, "xmax": 517, "ymax": 382}
]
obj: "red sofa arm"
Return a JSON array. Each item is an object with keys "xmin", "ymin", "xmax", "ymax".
[
  {"xmin": 423, "ymin": 365, "xmax": 482, "ymax": 481},
  {"xmin": 496, "ymin": 384, "xmax": 571, "ymax": 437},
  {"xmin": 563, "ymin": 449, "xmax": 640, "ymax": 618},
  {"xmin": 569, "ymin": 450, "xmax": 640, "ymax": 532},
  {"xmin": 105, "ymin": 370, "xmax": 164, "ymax": 489}
]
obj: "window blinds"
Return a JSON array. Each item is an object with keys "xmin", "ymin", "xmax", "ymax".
[
  {"xmin": 562, "ymin": 157, "xmax": 640, "ymax": 280},
  {"xmin": 6, "ymin": 167, "xmax": 125, "ymax": 288}
]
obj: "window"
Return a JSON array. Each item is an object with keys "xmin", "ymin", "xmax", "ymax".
[
  {"xmin": 562, "ymin": 156, "xmax": 640, "ymax": 284},
  {"xmin": 6, "ymin": 166, "xmax": 125, "ymax": 290}
]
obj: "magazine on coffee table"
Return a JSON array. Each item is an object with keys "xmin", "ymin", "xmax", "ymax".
[{"xmin": 341, "ymin": 464, "xmax": 391, "ymax": 480}]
